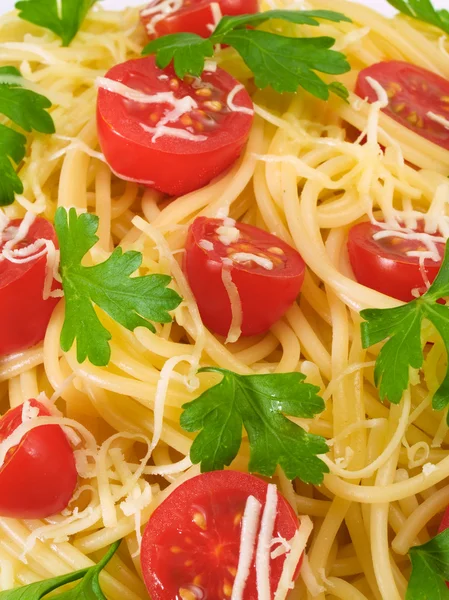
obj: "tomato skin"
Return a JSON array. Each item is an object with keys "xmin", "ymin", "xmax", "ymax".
[
  {"xmin": 140, "ymin": 470, "xmax": 300, "ymax": 600},
  {"xmin": 0, "ymin": 400, "xmax": 77, "ymax": 519},
  {"xmin": 356, "ymin": 61, "xmax": 449, "ymax": 151},
  {"xmin": 141, "ymin": 0, "xmax": 259, "ymax": 39},
  {"xmin": 0, "ymin": 218, "xmax": 62, "ymax": 357},
  {"xmin": 184, "ymin": 217, "xmax": 306, "ymax": 337},
  {"xmin": 97, "ymin": 56, "xmax": 254, "ymax": 197},
  {"xmin": 347, "ymin": 221, "xmax": 445, "ymax": 302}
]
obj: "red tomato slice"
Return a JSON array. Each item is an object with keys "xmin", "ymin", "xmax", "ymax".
[
  {"xmin": 0, "ymin": 400, "xmax": 77, "ymax": 519},
  {"xmin": 347, "ymin": 221, "xmax": 445, "ymax": 302},
  {"xmin": 356, "ymin": 61, "xmax": 449, "ymax": 151},
  {"xmin": 141, "ymin": 471, "xmax": 300, "ymax": 600},
  {"xmin": 0, "ymin": 217, "xmax": 62, "ymax": 357},
  {"xmin": 184, "ymin": 217, "xmax": 306, "ymax": 337},
  {"xmin": 97, "ymin": 56, "xmax": 254, "ymax": 197},
  {"xmin": 141, "ymin": 0, "xmax": 259, "ymax": 39}
]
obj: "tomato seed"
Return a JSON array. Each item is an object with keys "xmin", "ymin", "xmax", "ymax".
[
  {"xmin": 170, "ymin": 546, "xmax": 182, "ymax": 553},
  {"xmin": 180, "ymin": 114, "xmax": 193, "ymax": 126},
  {"xmin": 193, "ymin": 511, "xmax": 207, "ymax": 529},
  {"xmin": 203, "ymin": 100, "xmax": 223, "ymax": 112},
  {"xmin": 195, "ymin": 88, "xmax": 213, "ymax": 97},
  {"xmin": 268, "ymin": 246, "xmax": 284, "ymax": 255},
  {"xmin": 169, "ymin": 78, "xmax": 180, "ymax": 90},
  {"xmin": 179, "ymin": 588, "xmax": 196, "ymax": 600},
  {"xmin": 223, "ymin": 582, "xmax": 233, "ymax": 597}
]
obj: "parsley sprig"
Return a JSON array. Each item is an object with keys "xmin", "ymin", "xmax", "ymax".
[
  {"xmin": 0, "ymin": 540, "xmax": 119, "ymax": 599},
  {"xmin": 0, "ymin": 66, "xmax": 54, "ymax": 207},
  {"xmin": 55, "ymin": 208, "xmax": 182, "ymax": 367},
  {"xmin": 387, "ymin": 0, "xmax": 449, "ymax": 36},
  {"xmin": 406, "ymin": 529, "xmax": 449, "ymax": 599},
  {"xmin": 142, "ymin": 10, "xmax": 352, "ymax": 99},
  {"xmin": 15, "ymin": 0, "xmax": 97, "ymax": 47},
  {"xmin": 360, "ymin": 242, "xmax": 449, "ymax": 412},
  {"xmin": 181, "ymin": 367, "xmax": 329, "ymax": 484}
]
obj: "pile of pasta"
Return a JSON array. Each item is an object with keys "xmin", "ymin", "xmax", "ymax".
[{"xmin": 1, "ymin": 1, "xmax": 449, "ymax": 599}]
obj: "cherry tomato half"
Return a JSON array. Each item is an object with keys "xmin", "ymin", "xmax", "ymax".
[
  {"xmin": 97, "ymin": 56, "xmax": 254, "ymax": 197},
  {"xmin": 347, "ymin": 221, "xmax": 445, "ymax": 302},
  {"xmin": 184, "ymin": 217, "xmax": 306, "ymax": 337},
  {"xmin": 356, "ymin": 61, "xmax": 449, "ymax": 151},
  {"xmin": 0, "ymin": 217, "xmax": 62, "ymax": 357},
  {"xmin": 0, "ymin": 400, "xmax": 77, "ymax": 519},
  {"xmin": 141, "ymin": 0, "xmax": 259, "ymax": 39},
  {"xmin": 141, "ymin": 470, "xmax": 300, "ymax": 600}
]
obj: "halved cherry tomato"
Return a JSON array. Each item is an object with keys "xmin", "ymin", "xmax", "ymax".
[
  {"xmin": 0, "ymin": 400, "xmax": 77, "ymax": 519},
  {"xmin": 184, "ymin": 217, "xmax": 306, "ymax": 337},
  {"xmin": 356, "ymin": 61, "xmax": 449, "ymax": 151},
  {"xmin": 141, "ymin": 0, "xmax": 259, "ymax": 39},
  {"xmin": 347, "ymin": 221, "xmax": 445, "ymax": 302},
  {"xmin": 0, "ymin": 217, "xmax": 62, "ymax": 357},
  {"xmin": 141, "ymin": 470, "xmax": 300, "ymax": 600},
  {"xmin": 97, "ymin": 56, "xmax": 253, "ymax": 197}
]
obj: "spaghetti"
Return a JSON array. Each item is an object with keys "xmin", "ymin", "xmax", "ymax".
[{"xmin": 1, "ymin": 0, "xmax": 449, "ymax": 598}]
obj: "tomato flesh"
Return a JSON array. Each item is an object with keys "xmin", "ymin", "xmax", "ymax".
[
  {"xmin": 0, "ymin": 400, "xmax": 77, "ymax": 519},
  {"xmin": 0, "ymin": 217, "xmax": 62, "ymax": 357},
  {"xmin": 97, "ymin": 56, "xmax": 253, "ymax": 196},
  {"xmin": 347, "ymin": 221, "xmax": 445, "ymax": 302},
  {"xmin": 356, "ymin": 61, "xmax": 449, "ymax": 150},
  {"xmin": 141, "ymin": 0, "xmax": 259, "ymax": 39},
  {"xmin": 141, "ymin": 471, "xmax": 300, "ymax": 600},
  {"xmin": 184, "ymin": 217, "xmax": 306, "ymax": 337}
]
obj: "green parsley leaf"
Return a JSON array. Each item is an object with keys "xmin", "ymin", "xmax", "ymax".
[
  {"xmin": 406, "ymin": 529, "xmax": 449, "ymax": 599},
  {"xmin": 360, "ymin": 242, "xmax": 449, "ymax": 409},
  {"xmin": 15, "ymin": 0, "xmax": 97, "ymax": 47},
  {"xmin": 0, "ymin": 124, "xmax": 27, "ymax": 207},
  {"xmin": 0, "ymin": 540, "xmax": 120, "ymax": 599},
  {"xmin": 181, "ymin": 367, "xmax": 329, "ymax": 484},
  {"xmin": 142, "ymin": 10, "xmax": 351, "ymax": 98},
  {"xmin": 143, "ymin": 34, "xmax": 214, "ymax": 79},
  {"xmin": 387, "ymin": 0, "xmax": 449, "ymax": 36},
  {"xmin": 55, "ymin": 207, "xmax": 182, "ymax": 367},
  {"xmin": 0, "ymin": 66, "xmax": 54, "ymax": 134},
  {"xmin": 0, "ymin": 66, "xmax": 54, "ymax": 206}
]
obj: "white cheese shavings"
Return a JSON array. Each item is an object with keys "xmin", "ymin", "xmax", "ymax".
[
  {"xmin": 141, "ymin": 0, "xmax": 183, "ymax": 35},
  {"xmin": 221, "ymin": 258, "xmax": 242, "ymax": 344},
  {"xmin": 199, "ymin": 239, "xmax": 214, "ymax": 251},
  {"xmin": 271, "ymin": 536, "xmax": 291, "ymax": 560},
  {"xmin": 256, "ymin": 484, "xmax": 278, "ymax": 600},
  {"xmin": 372, "ymin": 229, "xmax": 444, "ymax": 262},
  {"xmin": 231, "ymin": 495, "xmax": 262, "ymax": 600},
  {"xmin": 141, "ymin": 122, "xmax": 207, "ymax": 142},
  {"xmin": 21, "ymin": 401, "xmax": 39, "ymax": 423},
  {"xmin": 274, "ymin": 516, "xmax": 314, "ymax": 600},
  {"xmin": 217, "ymin": 225, "xmax": 240, "ymax": 245},
  {"xmin": 427, "ymin": 111, "xmax": 449, "ymax": 130},
  {"xmin": 206, "ymin": 2, "xmax": 223, "ymax": 32},
  {"xmin": 232, "ymin": 252, "xmax": 274, "ymax": 270},
  {"xmin": 204, "ymin": 60, "xmax": 217, "ymax": 72},
  {"xmin": 120, "ymin": 482, "xmax": 153, "ymax": 556},
  {"xmin": 422, "ymin": 462, "xmax": 437, "ymax": 476},
  {"xmin": 227, "ymin": 84, "xmax": 254, "ymax": 116},
  {"xmin": 365, "ymin": 76, "xmax": 389, "ymax": 108}
]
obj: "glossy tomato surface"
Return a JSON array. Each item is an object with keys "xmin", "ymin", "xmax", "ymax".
[
  {"xmin": 0, "ymin": 400, "xmax": 77, "ymax": 519},
  {"xmin": 0, "ymin": 218, "xmax": 62, "ymax": 357},
  {"xmin": 141, "ymin": 0, "xmax": 259, "ymax": 39},
  {"xmin": 184, "ymin": 217, "xmax": 306, "ymax": 337},
  {"xmin": 347, "ymin": 221, "xmax": 445, "ymax": 302},
  {"xmin": 356, "ymin": 61, "xmax": 449, "ymax": 150},
  {"xmin": 141, "ymin": 470, "xmax": 300, "ymax": 600},
  {"xmin": 97, "ymin": 56, "xmax": 254, "ymax": 196}
]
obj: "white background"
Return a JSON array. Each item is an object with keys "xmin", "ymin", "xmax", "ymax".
[{"xmin": 0, "ymin": 0, "xmax": 447, "ymax": 15}]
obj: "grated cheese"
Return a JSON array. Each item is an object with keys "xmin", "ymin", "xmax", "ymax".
[
  {"xmin": 199, "ymin": 239, "xmax": 214, "ymax": 251},
  {"xmin": 427, "ymin": 111, "xmax": 449, "ymax": 130},
  {"xmin": 232, "ymin": 252, "xmax": 274, "ymax": 270},
  {"xmin": 207, "ymin": 2, "xmax": 223, "ymax": 33},
  {"xmin": 21, "ymin": 400, "xmax": 39, "ymax": 423},
  {"xmin": 141, "ymin": 122, "xmax": 207, "ymax": 142},
  {"xmin": 372, "ymin": 229, "xmax": 444, "ymax": 262},
  {"xmin": 422, "ymin": 462, "xmax": 437, "ymax": 476},
  {"xmin": 221, "ymin": 258, "xmax": 243, "ymax": 343},
  {"xmin": 256, "ymin": 484, "xmax": 278, "ymax": 600},
  {"xmin": 274, "ymin": 516, "xmax": 314, "ymax": 600},
  {"xmin": 231, "ymin": 495, "xmax": 262, "ymax": 600},
  {"xmin": 227, "ymin": 84, "xmax": 255, "ymax": 116},
  {"xmin": 217, "ymin": 225, "xmax": 240, "ymax": 245},
  {"xmin": 271, "ymin": 536, "xmax": 291, "ymax": 560},
  {"xmin": 120, "ymin": 482, "xmax": 153, "ymax": 555},
  {"xmin": 141, "ymin": 0, "xmax": 184, "ymax": 35}
]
